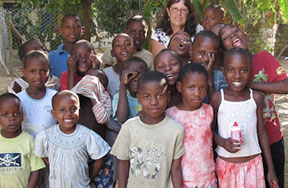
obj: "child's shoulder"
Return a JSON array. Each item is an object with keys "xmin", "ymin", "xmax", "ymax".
[
  {"xmin": 0, "ymin": 131, "xmax": 34, "ymax": 144},
  {"xmin": 251, "ymin": 89, "xmax": 264, "ymax": 105},
  {"xmin": 210, "ymin": 90, "xmax": 222, "ymax": 107}
]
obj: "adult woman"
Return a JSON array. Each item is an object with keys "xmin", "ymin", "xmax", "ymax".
[{"xmin": 151, "ymin": 0, "xmax": 202, "ymax": 56}]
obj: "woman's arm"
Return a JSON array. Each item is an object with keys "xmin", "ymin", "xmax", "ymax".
[
  {"xmin": 118, "ymin": 160, "xmax": 130, "ymax": 188},
  {"xmin": 151, "ymin": 39, "xmax": 165, "ymax": 57},
  {"xmin": 171, "ymin": 158, "xmax": 183, "ymax": 188},
  {"xmin": 254, "ymin": 91, "xmax": 278, "ymax": 187}
]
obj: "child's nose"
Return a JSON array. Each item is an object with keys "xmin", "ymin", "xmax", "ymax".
[{"xmin": 150, "ymin": 97, "xmax": 158, "ymax": 105}]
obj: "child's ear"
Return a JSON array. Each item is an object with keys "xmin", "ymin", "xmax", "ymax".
[
  {"xmin": 176, "ymin": 81, "xmax": 182, "ymax": 93},
  {"xmin": 51, "ymin": 109, "xmax": 56, "ymax": 118},
  {"xmin": 81, "ymin": 26, "xmax": 85, "ymax": 36},
  {"xmin": 111, "ymin": 49, "xmax": 115, "ymax": 57},
  {"xmin": 22, "ymin": 68, "xmax": 26, "ymax": 76}
]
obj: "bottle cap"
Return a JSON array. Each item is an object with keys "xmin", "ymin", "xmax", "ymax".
[{"xmin": 233, "ymin": 122, "xmax": 238, "ymax": 127}]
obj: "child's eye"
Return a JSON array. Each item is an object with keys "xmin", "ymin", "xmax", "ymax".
[
  {"xmin": 200, "ymin": 87, "xmax": 207, "ymax": 91},
  {"xmin": 139, "ymin": 31, "xmax": 145, "ymax": 35},
  {"xmin": 157, "ymin": 94, "xmax": 164, "ymax": 99},
  {"xmin": 70, "ymin": 107, "xmax": 78, "ymax": 113},
  {"xmin": 14, "ymin": 111, "xmax": 21, "ymax": 117},
  {"xmin": 59, "ymin": 108, "xmax": 66, "ymax": 112},
  {"xmin": 1, "ymin": 113, "xmax": 8, "ymax": 118},
  {"xmin": 198, "ymin": 51, "xmax": 206, "ymax": 56},
  {"xmin": 29, "ymin": 70, "xmax": 36, "ymax": 74},
  {"xmin": 227, "ymin": 68, "xmax": 234, "ymax": 73},
  {"xmin": 40, "ymin": 70, "xmax": 47, "ymax": 74},
  {"xmin": 188, "ymin": 85, "xmax": 195, "ymax": 89},
  {"xmin": 241, "ymin": 69, "xmax": 248, "ymax": 73},
  {"xmin": 156, "ymin": 65, "xmax": 164, "ymax": 70},
  {"xmin": 143, "ymin": 96, "xmax": 149, "ymax": 100}
]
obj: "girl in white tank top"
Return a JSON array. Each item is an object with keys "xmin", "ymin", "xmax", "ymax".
[{"xmin": 210, "ymin": 48, "xmax": 278, "ymax": 188}]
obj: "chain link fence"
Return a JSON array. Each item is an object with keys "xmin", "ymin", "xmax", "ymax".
[{"xmin": 0, "ymin": 3, "xmax": 62, "ymax": 77}]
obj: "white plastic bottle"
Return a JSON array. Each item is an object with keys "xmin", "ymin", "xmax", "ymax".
[{"xmin": 230, "ymin": 122, "xmax": 242, "ymax": 145}]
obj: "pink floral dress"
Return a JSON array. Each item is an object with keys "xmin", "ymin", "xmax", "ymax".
[{"xmin": 166, "ymin": 104, "xmax": 217, "ymax": 188}]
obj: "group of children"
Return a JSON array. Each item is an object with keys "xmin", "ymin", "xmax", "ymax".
[{"xmin": 1, "ymin": 2, "xmax": 288, "ymax": 188}]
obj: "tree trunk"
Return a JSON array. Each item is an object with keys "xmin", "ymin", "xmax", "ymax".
[{"xmin": 81, "ymin": 0, "xmax": 92, "ymax": 41}]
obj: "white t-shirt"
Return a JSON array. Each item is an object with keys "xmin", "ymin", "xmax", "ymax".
[{"xmin": 17, "ymin": 88, "xmax": 57, "ymax": 138}]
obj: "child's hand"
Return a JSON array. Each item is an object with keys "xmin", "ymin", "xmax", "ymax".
[
  {"xmin": 67, "ymin": 55, "xmax": 78, "ymax": 73},
  {"xmin": 267, "ymin": 169, "xmax": 278, "ymax": 188},
  {"xmin": 90, "ymin": 181, "xmax": 96, "ymax": 188},
  {"xmin": 89, "ymin": 54, "xmax": 100, "ymax": 69},
  {"xmin": 200, "ymin": 52, "xmax": 215, "ymax": 74},
  {"xmin": 223, "ymin": 138, "xmax": 240, "ymax": 153},
  {"xmin": 120, "ymin": 70, "xmax": 137, "ymax": 85}
]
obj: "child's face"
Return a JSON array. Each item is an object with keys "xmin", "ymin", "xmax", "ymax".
[
  {"xmin": 202, "ymin": 8, "xmax": 223, "ymax": 30},
  {"xmin": 219, "ymin": 25, "xmax": 248, "ymax": 51},
  {"xmin": 60, "ymin": 16, "xmax": 82, "ymax": 44},
  {"xmin": 169, "ymin": 33, "xmax": 191, "ymax": 57},
  {"xmin": 22, "ymin": 57, "xmax": 50, "ymax": 90},
  {"xmin": 177, "ymin": 72, "xmax": 207, "ymax": 111},
  {"xmin": 137, "ymin": 81, "xmax": 168, "ymax": 124},
  {"xmin": 126, "ymin": 21, "xmax": 146, "ymax": 51},
  {"xmin": 52, "ymin": 94, "xmax": 80, "ymax": 134},
  {"xmin": 0, "ymin": 98, "xmax": 23, "ymax": 138},
  {"xmin": 191, "ymin": 36, "xmax": 219, "ymax": 65},
  {"xmin": 73, "ymin": 44, "xmax": 93, "ymax": 74},
  {"xmin": 224, "ymin": 53, "xmax": 250, "ymax": 91},
  {"xmin": 125, "ymin": 62, "xmax": 147, "ymax": 96},
  {"xmin": 154, "ymin": 51, "xmax": 181, "ymax": 85},
  {"xmin": 111, "ymin": 34, "xmax": 134, "ymax": 63}
]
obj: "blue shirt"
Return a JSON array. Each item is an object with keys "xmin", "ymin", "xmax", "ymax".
[
  {"xmin": 49, "ymin": 44, "xmax": 71, "ymax": 78},
  {"xmin": 213, "ymin": 69, "xmax": 228, "ymax": 91},
  {"xmin": 112, "ymin": 91, "xmax": 142, "ymax": 120}
]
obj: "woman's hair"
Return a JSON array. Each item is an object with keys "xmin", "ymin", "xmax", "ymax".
[
  {"xmin": 156, "ymin": 0, "xmax": 198, "ymax": 36},
  {"xmin": 178, "ymin": 63, "xmax": 208, "ymax": 82}
]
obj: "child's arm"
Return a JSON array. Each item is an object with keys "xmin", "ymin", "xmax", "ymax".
[
  {"xmin": 116, "ymin": 71, "xmax": 137, "ymax": 123},
  {"xmin": 200, "ymin": 53, "xmax": 215, "ymax": 100},
  {"xmin": 118, "ymin": 159, "xmax": 130, "ymax": 188},
  {"xmin": 254, "ymin": 91, "xmax": 278, "ymax": 187},
  {"xmin": 67, "ymin": 55, "xmax": 78, "ymax": 90},
  {"xmin": 89, "ymin": 157, "xmax": 104, "ymax": 184},
  {"xmin": 28, "ymin": 170, "xmax": 40, "ymax": 188},
  {"xmin": 171, "ymin": 158, "xmax": 183, "ymax": 188},
  {"xmin": 249, "ymin": 79, "xmax": 288, "ymax": 94},
  {"xmin": 210, "ymin": 91, "xmax": 240, "ymax": 153},
  {"xmin": 42, "ymin": 157, "xmax": 49, "ymax": 166}
]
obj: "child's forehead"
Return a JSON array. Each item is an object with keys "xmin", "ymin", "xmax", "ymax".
[
  {"xmin": 127, "ymin": 20, "xmax": 145, "ymax": 29},
  {"xmin": 139, "ymin": 80, "xmax": 167, "ymax": 92},
  {"xmin": 62, "ymin": 16, "xmax": 81, "ymax": 25},
  {"xmin": 113, "ymin": 34, "xmax": 132, "ymax": 43},
  {"xmin": 54, "ymin": 94, "xmax": 79, "ymax": 106},
  {"xmin": 205, "ymin": 7, "xmax": 223, "ymax": 16},
  {"xmin": 0, "ymin": 98, "xmax": 21, "ymax": 109},
  {"xmin": 25, "ymin": 56, "xmax": 49, "ymax": 67},
  {"xmin": 193, "ymin": 35, "xmax": 219, "ymax": 47},
  {"xmin": 73, "ymin": 43, "xmax": 91, "ymax": 53}
]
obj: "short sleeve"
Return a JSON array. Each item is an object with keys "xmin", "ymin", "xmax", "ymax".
[
  {"xmin": 173, "ymin": 126, "xmax": 185, "ymax": 159},
  {"xmin": 110, "ymin": 123, "xmax": 131, "ymax": 160},
  {"xmin": 151, "ymin": 29, "xmax": 170, "ymax": 47},
  {"xmin": 34, "ymin": 130, "xmax": 49, "ymax": 158},
  {"xmin": 112, "ymin": 92, "xmax": 120, "ymax": 118},
  {"xmin": 28, "ymin": 136, "xmax": 46, "ymax": 171},
  {"xmin": 60, "ymin": 71, "xmax": 68, "ymax": 90},
  {"xmin": 86, "ymin": 131, "xmax": 111, "ymax": 160}
]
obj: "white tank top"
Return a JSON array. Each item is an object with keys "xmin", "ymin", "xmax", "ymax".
[{"xmin": 216, "ymin": 89, "xmax": 262, "ymax": 158}]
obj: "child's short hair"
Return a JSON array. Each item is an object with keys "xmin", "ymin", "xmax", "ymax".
[
  {"xmin": 73, "ymin": 39, "xmax": 95, "ymax": 53},
  {"xmin": 137, "ymin": 71, "xmax": 168, "ymax": 93},
  {"xmin": 23, "ymin": 50, "xmax": 50, "ymax": 68},
  {"xmin": 178, "ymin": 63, "xmax": 208, "ymax": 83},
  {"xmin": 52, "ymin": 90, "xmax": 79, "ymax": 109},
  {"xmin": 61, "ymin": 13, "xmax": 81, "ymax": 26},
  {"xmin": 112, "ymin": 33, "xmax": 133, "ymax": 49},
  {"xmin": 223, "ymin": 47, "xmax": 252, "ymax": 67},
  {"xmin": 0, "ymin": 93, "xmax": 21, "ymax": 105},
  {"xmin": 168, "ymin": 31, "xmax": 192, "ymax": 47},
  {"xmin": 154, "ymin": 49, "xmax": 182, "ymax": 68},
  {"xmin": 18, "ymin": 39, "xmax": 43, "ymax": 60},
  {"xmin": 192, "ymin": 30, "xmax": 219, "ymax": 47},
  {"xmin": 122, "ymin": 56, "xmax": 148, "ymax": 72},
  {"xmin": 205, "ymin": 4, "xmax": 224, "ymax": 18},
  {"xmin": 126, "ymin": 15, "xmax": 148, "ymax": 31}
]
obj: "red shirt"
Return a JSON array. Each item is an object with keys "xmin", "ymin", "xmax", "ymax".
[
  {"xmin": 250, "ymin": 51, "xmax": 288, "ymax": 144},
  {"xmin": 60, "ymin": 71, "xmax": 82, "ymax": 90}
]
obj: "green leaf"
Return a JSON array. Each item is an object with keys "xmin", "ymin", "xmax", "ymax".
[
  {"xmin": 279, "ymin": 0, "xmax": 288, "ymax": 21},
  {"xmin": 192, "ymin": 0, "xmax": 203, "ymax": 19},
  {"xmin": 225, "ymin": 0, "xmax": 243, "ymax": 22}
]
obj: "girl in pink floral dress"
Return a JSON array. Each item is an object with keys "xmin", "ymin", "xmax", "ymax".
[{"xmin": 166, "ymin": 63, "xmax": 217, "ymax": 188}]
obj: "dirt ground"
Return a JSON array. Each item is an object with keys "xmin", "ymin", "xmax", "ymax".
[{"xmin": 0, "ymin": 57, "xmax": 288, "ymax": 186}]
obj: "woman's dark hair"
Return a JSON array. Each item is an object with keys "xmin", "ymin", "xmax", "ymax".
[{"xmin": 156, "ymin": 0, "xmax": 198, "ymax": 37}]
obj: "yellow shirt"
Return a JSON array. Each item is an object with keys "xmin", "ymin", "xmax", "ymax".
[{"xmin": 0, "ymin": 131, "xmax": 45, "ymax": 188}]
